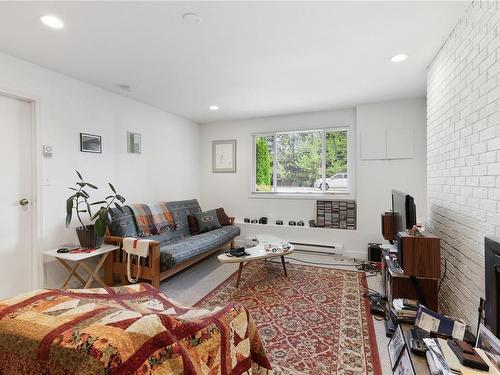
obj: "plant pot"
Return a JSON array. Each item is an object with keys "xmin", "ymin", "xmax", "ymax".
[{"xmin": 76, "ymin": 225, "xmax": 103, "ymax": 249}]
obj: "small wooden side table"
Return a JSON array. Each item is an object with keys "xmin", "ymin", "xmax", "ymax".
[{"xmin": 44, "ymin": 244, "xmax": 118, "ymax": 289}]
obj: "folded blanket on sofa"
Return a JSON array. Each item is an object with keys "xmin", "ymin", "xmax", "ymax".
[
  {"xmin": 129, "ymin": 203, "xmax": 175, "ymax": 236},
  {"xmin": 0, "ymin": 283, "xmax": 272, "ymax": 375}
]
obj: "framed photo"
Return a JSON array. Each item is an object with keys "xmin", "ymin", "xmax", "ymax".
[
  {"xmin": 212, "ymin": 139, "xmax": 236, "ymax": 173},
  {"xmin": 388, "ymin": 324, "xmax": 406, "ymax": 370},
  {"xmin": 127, "ymin": 132, "xmax": 141, "ymax": 154},
  {"xmin": 476, "ymin": 323, "xmax": 500, "ymax": 372},
  {"xmin": 80, "ymin": 133, "xmax": 102, "ymax": 153},
  {"xmin": 393, "ymin": 347, "xmax": 415, "ymax": 375}
]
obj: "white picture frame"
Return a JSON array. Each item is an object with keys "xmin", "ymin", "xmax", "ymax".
[
  {"xmin": 212, "ymin": 139, "xmax": 236, "ymax": 173},
  {"xmin": 127, "ymin": 132, "xmax": 141, "ymax": 154}
]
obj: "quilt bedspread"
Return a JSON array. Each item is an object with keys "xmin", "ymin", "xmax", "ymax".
[{"xmin": 0, "ymin": 283, "xmax": 272, "ymax": 375}]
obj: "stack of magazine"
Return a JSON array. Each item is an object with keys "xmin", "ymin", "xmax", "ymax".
[{"xmin": 390, "ymin": 298, "xmax": 418, "ymax": 323}]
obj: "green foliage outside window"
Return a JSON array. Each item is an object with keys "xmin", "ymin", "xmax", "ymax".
[
  {"xmin": 255, "ymin": 137, "xmax": 272, "ymax": 191},
  {"xmin": 277, "ymin": 132, "xmax": 322, "ymax": 187},
  {"xmin": 254, "ymin": 130, "xmax": 348, "ymax": 191},
  {"xmin": 325, "ymin": 131, "xmax": 348, "ymax": 177}
]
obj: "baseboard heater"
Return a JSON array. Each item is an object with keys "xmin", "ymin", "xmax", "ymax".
[{"xmin": 289, "ymin": 242, "xmax": 342, "ymax": 255}]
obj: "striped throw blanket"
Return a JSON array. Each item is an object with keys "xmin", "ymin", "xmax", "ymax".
[{"xmin": 129, "ymin": 203, "xmax": 175, "ymax": 236}]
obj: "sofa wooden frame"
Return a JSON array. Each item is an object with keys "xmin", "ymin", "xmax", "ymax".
[{"xmin": 104, "ymin": 217, "xmax": 235, "ymax": 288}]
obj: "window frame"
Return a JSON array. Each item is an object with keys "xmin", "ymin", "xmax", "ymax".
[{"xmin": 250, "ymin": 125, "xmax": 355, "ymax": 199}]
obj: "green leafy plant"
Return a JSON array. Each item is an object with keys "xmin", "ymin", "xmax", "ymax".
[
  {"xmin": 256, "ymin": 137, "xmax": 272, "ymax": 190},
  {"xmin": 65, "ymin": 171, "xmax": 126, "ymax": 236}
]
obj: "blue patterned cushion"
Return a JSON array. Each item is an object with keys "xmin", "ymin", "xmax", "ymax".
[
  {"xmin": 108, "ymin": 206, "xmax": 138, "ymax": 237},
  {"xmin": 194, "ymin": 209, "xmax": 221, "ymax": 233},
  {"xmin": 159, "ymin": 225, "xmax": 240, "ymax": 270},
  {"xmin": 166, "ymin": 199, "xmax": 202, "ymax": 238}
]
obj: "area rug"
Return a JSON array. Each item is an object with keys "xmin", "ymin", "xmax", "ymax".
[{"xmin": 195, "ymin": 261, "xmax": 382, "ymax": 375}]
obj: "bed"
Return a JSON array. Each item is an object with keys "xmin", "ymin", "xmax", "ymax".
[{"xmin": 0, "ymin": 283, "xmax": 272, "ymax": 374}]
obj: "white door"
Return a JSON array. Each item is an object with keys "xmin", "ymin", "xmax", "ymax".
[{"xmin": 0, "ymin": 93, "xmax": 33, "ymax": 299}]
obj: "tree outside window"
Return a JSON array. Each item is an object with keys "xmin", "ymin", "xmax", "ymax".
[{"xmin": 253, "ymin": 129, "xmax": 348, "ymax": 194}]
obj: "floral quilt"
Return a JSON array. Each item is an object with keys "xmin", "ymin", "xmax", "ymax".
[{"xmin": 0, "ymin": 283, "xmax": 272, "ymax": 374}]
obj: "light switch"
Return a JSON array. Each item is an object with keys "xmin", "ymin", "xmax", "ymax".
[{"xmin": 43, "ymin": 145, "xmax": 53, "ymax": 158}]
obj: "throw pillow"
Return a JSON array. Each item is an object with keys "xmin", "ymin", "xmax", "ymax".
[
  {"xmin": 187, "ymin": 214, "xmax": 199, "ymax": 235},
  {"xmin": 194, "ymin": 209, "xmax": 222, "ymax": 233},
  {"xmin": 216, "ymin": 207, "xmax": 231, "ymax": 226},
  {"xmin": 108, "ymin": 206, "xmax": 138, "ymax": 237}
]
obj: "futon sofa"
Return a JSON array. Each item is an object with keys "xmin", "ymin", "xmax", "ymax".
[{"xmin": 104, "ymin": 199, "xmax": 239, "ymax": 287}]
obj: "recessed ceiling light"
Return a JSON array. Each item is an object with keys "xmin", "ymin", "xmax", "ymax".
[
  {"xmin": 183, "ymin": 13, "xmax": 202, "ymax": 24},
  {"xmin": 391, "ymin": 54, "xmax": 408, "ymax": 63},
  {"xmin": 209, "ymin": 105, "xmax": 219, "ymax": 111},
  {"xmin": 40, "ymin": 15, "xmax": 64, "ymax": 29}
]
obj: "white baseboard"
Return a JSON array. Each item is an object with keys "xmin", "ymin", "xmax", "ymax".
[{"xmin": 234, "ymin": 239, "xmax": 367, "ymax": 261}]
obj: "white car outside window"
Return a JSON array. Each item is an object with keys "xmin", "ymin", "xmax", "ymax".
[{"xmin": 314, "ymin": 173, "xmax": 348, "ymax": 190}]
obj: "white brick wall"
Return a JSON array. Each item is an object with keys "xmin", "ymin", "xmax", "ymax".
[{"xmin": 427, "ymin": 0, "xmax": 500, "ymax": 330}]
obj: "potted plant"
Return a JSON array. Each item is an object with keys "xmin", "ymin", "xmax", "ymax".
[{"xmin": 66, "ymin": 171, "xmax": 126, "ymax": 249}]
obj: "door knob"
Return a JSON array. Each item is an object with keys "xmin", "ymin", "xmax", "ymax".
[{"xmin": 19, "ymin": 198, "xmax": 29, "ymax": 206}]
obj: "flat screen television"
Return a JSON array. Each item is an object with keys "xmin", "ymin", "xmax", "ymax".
[
  {"xmin": 392, "ymin": 190, "xmax": 417, "ymax": 234},
  {"xmin": 392, "ymin": 190, "xmax": 417, "ymax": 270}
]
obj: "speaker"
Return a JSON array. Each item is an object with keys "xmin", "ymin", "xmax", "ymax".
[
  {"xmin": 381, "ymin": 212, "xmax": 396, "ymax": 241},
  {"xmin": 368, "ymin": 243, "xmax": 382, "ymax": 263}
]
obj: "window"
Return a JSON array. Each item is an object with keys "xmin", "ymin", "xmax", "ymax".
[{"xmin": 253, "ymin": 128, "xmax": 351, "ymax": 195}]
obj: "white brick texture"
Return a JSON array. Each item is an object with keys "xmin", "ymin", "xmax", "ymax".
[{"xmin": 427, "ymin": 0, "xmax": 500, "ymax": 331}]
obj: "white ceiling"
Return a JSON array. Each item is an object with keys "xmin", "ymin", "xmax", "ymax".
[{"xmin": 0, "ymin": 1, "xmax": 468, "ymax": 123}]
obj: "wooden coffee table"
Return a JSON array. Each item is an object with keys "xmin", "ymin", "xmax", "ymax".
[{"xmin": 217, "ymin": 237, "xmax": 294, "ymax": 288}]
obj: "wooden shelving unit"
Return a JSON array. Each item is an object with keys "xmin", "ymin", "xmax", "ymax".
[{"xmin": 382, "ymin": 232, "xmax": 441, "ymax": 311}]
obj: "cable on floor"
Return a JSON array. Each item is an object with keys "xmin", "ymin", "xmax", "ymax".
[
  {"xmin": 267, "ymin": 256, "xmax": 362, "ymax": 268},
  {"xmin": 266, "ymin": 255, "xmax": 384, "ymax": 277},
  {"xmin": 356, "ymin": 260, "xmax": 381, "ymax": 275}
]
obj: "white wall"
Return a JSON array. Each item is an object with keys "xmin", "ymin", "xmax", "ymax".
[
  {"xmin": 427, "ymin": 2, "xmax": 499, "ymax": 329},
  {"xmin": 0, "ymin": 52, "xmax": 201, "ymax": 287},
  {"xmin": 357, "ymin": 99, "xmax": 427, "ymax": 246},
  {"xmin": 200, "ymin": 98, "xmax": 427, "ymax": 257}
]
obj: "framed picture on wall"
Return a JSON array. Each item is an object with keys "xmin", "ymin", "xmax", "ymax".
[
  {"xmin": 212, "ymin": 139, "xmax": 236, "ymax": 172},
  {"xmin": 80, "ymin": 133, "xmax": 102, "ymax": 153},
  {"xmin": 127, "ymin": 132, "xmax": 141, "ymax": 154}
]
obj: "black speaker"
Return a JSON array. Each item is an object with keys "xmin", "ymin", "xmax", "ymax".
[{"xmin": 368, "ymin": 243, "xmax": 382, "ymax": 263}]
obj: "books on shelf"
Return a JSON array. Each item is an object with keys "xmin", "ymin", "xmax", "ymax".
[
  {"xmin": 389, "ymin": 309, "xmax": 416, "ymax": 324},
  {"xmin": 392, "ymin": 298, "xmax": 418, "ymax": 318}
]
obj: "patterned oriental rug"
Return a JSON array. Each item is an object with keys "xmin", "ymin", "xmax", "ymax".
[{"xmin": 195, "ymin": 261, "xmax": 382, "ymax": 375}]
